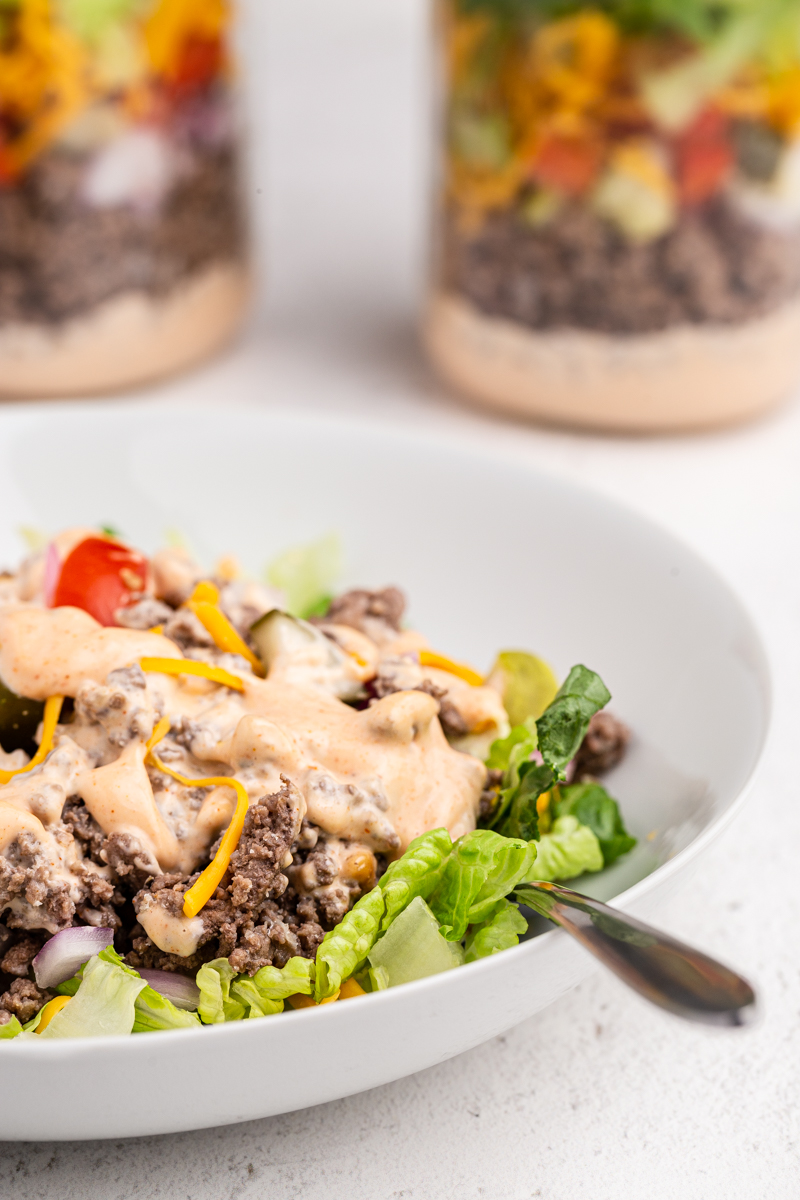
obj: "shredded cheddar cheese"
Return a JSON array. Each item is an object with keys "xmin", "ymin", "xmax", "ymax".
[
  {"xmin": 139, "ymin": 657, "xmax": 245, "ymax": 692},
  {"xmin": 287, "ymin": 978, "xmax": 365, "ymax": 1008},
  {"xmin": 36, "ymin": 994, "xmax": 70, "ymax": 1033},
  {"xmin": 0, "ymin": 694, "xmax": 64, "ymax": 785},
  {"xmin": 186, "ymin": 581, "xmax": 265, "ymax": 677},
  {"xmin": 145, "ymin": 719, "xmax": 249, "ymax": 918},
  {"xmin": 418, "ymin": 650, "xmax": 484, "ymax": 688}
]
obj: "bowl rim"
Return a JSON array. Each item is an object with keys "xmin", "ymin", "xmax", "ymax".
[{"xmin": 0, "ymin": 404, "xmax": 773, "ymax": 1058}]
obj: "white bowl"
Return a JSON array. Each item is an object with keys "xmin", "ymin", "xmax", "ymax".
[{"xmin": 0, "ymin": 405, "xmax": 770, "ymax": 1141}]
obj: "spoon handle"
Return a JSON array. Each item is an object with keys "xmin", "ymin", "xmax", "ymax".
[{"xmin": 515, "ymin": 881, "xmax": 757, "ymax": 1027}]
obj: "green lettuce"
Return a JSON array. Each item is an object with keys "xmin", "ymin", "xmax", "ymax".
[
  {"xmin": 196, "ymin": 959, "xmax": 246, "ymax": 1025},
  {"xmin": 315, "ymin": 886, "xmax": 386, "ymax": 1001},
  {"xmin": 525, "ymin": 815, "xmax": 604, "ymax": 882},
  {"xmin": 536, "ymin": 665, "xmax": 611, "ymax": 778},
  {"xmin": 429, "ymin": 829, "xmax": 536, "ymax": 941},
  {"xmin": 266, "ymin": 532, "xmax": 342, "ymax": 620},
  {"xmin": 0, "ymin": 1016, "xmax": 22, "ymax": 1039},
  {"xmin": 553, "ymin": 782, "xmax": 637, "ymax": 867},
  {"xmin": 486, "ymin": 664, "xmax": 611, "ymax": 841},
  {"xmin": 231, "ymin": 957, "xmax": 315, "ymax": 1018},
  {"xmin": 38, "ymin": 948, "xmax": 146, "ymax": 1039},
  {"xmin": 368, "ymin": 896, "xmax": 464, "ymax": 986},
  {"xmin": 464, "ymin": 898, "xmax": 528, "ymax": 962},
  {"xmin": 378, "ymin": 827, "xmax": 453, "ymax": 932},
  {"xmin": 133, "ymin": 987, "xmax": 201, "ymax": 1034}
]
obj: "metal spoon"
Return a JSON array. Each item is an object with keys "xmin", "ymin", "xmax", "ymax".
[{"xmin": 515, "ymin": 881, "xmax": 757, "ymax": 1027}]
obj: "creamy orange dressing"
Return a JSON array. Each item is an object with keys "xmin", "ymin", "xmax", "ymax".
[
  {"xmin": 135, "ymin": 900, "xmax": 206, "ymax": 957},
  {"xmin": 0, "ymin": 606, "xmax": 181, "ymax": 700},
  {"xmin": 0, "ymin": 588, "xmax": 492, "ymax": 946}
]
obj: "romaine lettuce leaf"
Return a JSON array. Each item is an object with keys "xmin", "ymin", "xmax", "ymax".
[
  {"xmin": 464, "ymin": 898, "xmax": 528, "ymax": 962},
  {"xmin": 525, "ymin": 815, "xmax": 603, "ymax": 882},
  {"xmin": 429, "ymin": 829, "xmax": 536, "ymax": 941},
  {"xmin": 536, "ymin": 665, "xmax": 611, "ymax": 778},
  {"xmin": 0, "ymin": 1015, "xmax": 22, "ymax": 1039},
  {"xmin": 368, "ymin": 896, "xmax": 463, "ymax": 986},
  {"xmin": 133, "ymin": 987, "xmax": 201, "ymax": 1033},
  {"xmin": 231, "ymin": 956, "xmax": 316, "ymax": 1018},
  {"xmin": 378, "ymin": 827, "xmax": 453, "ymax": 932},
  {"xmin": 196, "ymin": 959, "xmax": 247, "ymax": 1025},
  {"xmin": 554, "ymin": 781, "xmax": 637, "ymax": 866},
  {"xmin": 315, "ymin": 886, "xmax": 386, "ymax": 1001},
  {"xmin": 38, "ymin": 948, "xmax": 146, "ymax": 1038},
  {"xmin": 266, "ymin": 532, "xmax": 342, "ymax": 620},
  {"xmin": 498, "ymin": 760, "xmax": 552, "ymax": 842},
  {"xmin": 485, "ymin": 664, "xmax": 611, "ymax": 839}
]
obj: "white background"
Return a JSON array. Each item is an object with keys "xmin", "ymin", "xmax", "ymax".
[{"xmin": 3, "ymin": 1, "xmax": 799, "ymax": 1195}]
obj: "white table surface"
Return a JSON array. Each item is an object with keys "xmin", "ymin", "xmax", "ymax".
[{"xmin": 2, "ymin": 2, "xmax": 799, "ymax": 1195}]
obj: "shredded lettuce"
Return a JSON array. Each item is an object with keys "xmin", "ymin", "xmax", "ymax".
[
  {"xmin": 464, "ymin": 898, "xmax": 528, "ymax": 962},
  {"xmin": 38, "ymin": 948, "xmax": 146, "ymax": 1039},
  {"xmin": 369, "ymin": 896, "xmax": 464, "ymax": 986},
  {"xmin": 553, "ymin": 782, "xmax": 637, "ymax": 867},
  {"xmin": 315, "ymin": 886, "xmax": 386, "ymax": 1001},
  {"xmin": 196, "ymin": 959, "xmax": 246, "ymax": 1025},
  {"xmin": 133, "ymin": 987, "xmax": 201, "ymax": 1033},
  {"xmin": 0, "ymin": 1016, "xmax": 22, "ymax": 1039},
  {"xmin": 525, "ymin": 815, "xmax": 604, "ymax": 882},
  {"xmin": 230, "ymin": 957, "xmax": 316, "ymax": 1018},
  {"xmin": 378, "ymin": 827, "xmax": 453, "ymax": 932},
  {"xmin": 429, "ymin": 829, "xmax": 536, "ymax": 942},
  {"xmin": 266, "ymin": 532, "xmax": 342, "ymax": 620}
]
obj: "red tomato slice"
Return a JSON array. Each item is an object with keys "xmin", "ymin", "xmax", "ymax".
[
  {"xmin": 531, "ymin": 136, "xmax": 603, "ymax": 196},
  {"xmin": 51, "ymin": 537, "xmax": 149, "ymax": 627}
]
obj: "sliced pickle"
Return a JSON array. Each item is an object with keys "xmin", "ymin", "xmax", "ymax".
[{"xmin": 0, "ymin": 681, "xmax": 45, "ymax": 753}]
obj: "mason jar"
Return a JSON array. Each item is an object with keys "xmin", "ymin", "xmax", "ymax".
[
  {"xmin": 0, "ymin": 0, "xmax": 249, "ymax": 396},
  {"xmin": 426, "ymin": 0, "xmax": 800, "ymax": 431}
]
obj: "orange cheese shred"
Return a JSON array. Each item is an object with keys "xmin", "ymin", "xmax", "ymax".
[
  {"xmin": 418, "ymin": 650, "xmax": 484, "ymax": 688},
  {"xmin": 145, "ymin": 719, "xmax": 249, "ymax": 918},
  {"xmin": 139, "ymin": 657, "xmax": 245, "ymax": 692},
  {"xmin": 186, "ymin": 581, "xmax": 265, "ymax": 677},
  {"xmin": 36, "ymin": 994, "xmax": 71, "ymax": 1034},
  {"xmin": 0, "ymin": 694, "xmax": 64, "ymax": 786}
]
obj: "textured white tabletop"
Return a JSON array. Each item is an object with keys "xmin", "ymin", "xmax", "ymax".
[{"xmin": 2, "ymin": 1, "xmax": 799, "ymax": 1195}]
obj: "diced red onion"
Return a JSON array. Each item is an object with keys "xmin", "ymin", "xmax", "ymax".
[
  {"xmin": 138, "ymin": 969, "xmax": 201, "ymax": 1011},
  {"xmin": 33, "ymin": 926, "xmax": 114, "ymax": 989}
]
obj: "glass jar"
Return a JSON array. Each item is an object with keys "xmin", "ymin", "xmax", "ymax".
[
  {"xmin": 427, "ymin": 0, "xmax": 800, "ymax": 431},
  {"xmin": 0, "ymin": 0, "xmax": 249, "ymax": 397}
]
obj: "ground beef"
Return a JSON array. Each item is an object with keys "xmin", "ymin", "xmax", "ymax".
[
  {"xmin": 324, "ymin": 587, "xmax": 406, "ymax": 637},
  {"xmin": 442, "ymin": 196, "xmax": 800, "ymax": 334},
  {"xmin": 572, "ymin": 712, "xmax": 631, "ymax": 780},
  {"xmin": 115, "ymin": 598, "xmax": 174, "ymax": 630},
  {"xmin": 101, "ymin": 832, "xmax": 158, "ymax": 895},
  {"xmin": 0, "ymin": 978, "xmax": 52, "ymax": 1023},
  {"xmin": 0, "ymin": 137, "xmax": 246, "ymax": 326},
  {"xmin": 479, "ymin": 768, "xmax": 504, "ymax": 823},
  {"xmin": 370, "ymin": 659, "xmax": 469, "ymax": 739},
  {"xmin": 73, "ymin": 665, "xmax": 152, "ymax": 752},
  {"xmin": 62, "ymin": 797, "xmax": 105, "ymax": 863},
  {"xmin": 0, "ymin": 830, "xmax": 75, "ymax": 931},
  {"xmin": 0, "ymin": 932, "xmax": 45, "ymax": 978},
  {"xmin": 130, "ymin": 778, "xmax": 317, "ymax": 977}
]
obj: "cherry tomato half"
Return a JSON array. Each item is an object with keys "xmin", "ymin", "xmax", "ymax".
[{"xmin": 51, "ymin": 537, "xmax": 149, "ymax": 627}]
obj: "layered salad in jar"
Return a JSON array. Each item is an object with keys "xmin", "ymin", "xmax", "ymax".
[
  {"xmin": 0, "ymin": 0, "xmax": 249, "ymax": 396},
  {"xmin": 427, "ymin": 0, "xmax": 800, "ymax": 429}
]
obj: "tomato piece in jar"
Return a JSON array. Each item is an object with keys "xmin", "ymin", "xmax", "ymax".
[{"xmin": 51, "ymin": 537, "xmax": 149, "ymax": 627}]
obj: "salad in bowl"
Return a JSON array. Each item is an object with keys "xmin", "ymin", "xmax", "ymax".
[{"xmin": 0, "ymin": 526, "xmax": 634, "ymax": 1040}]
